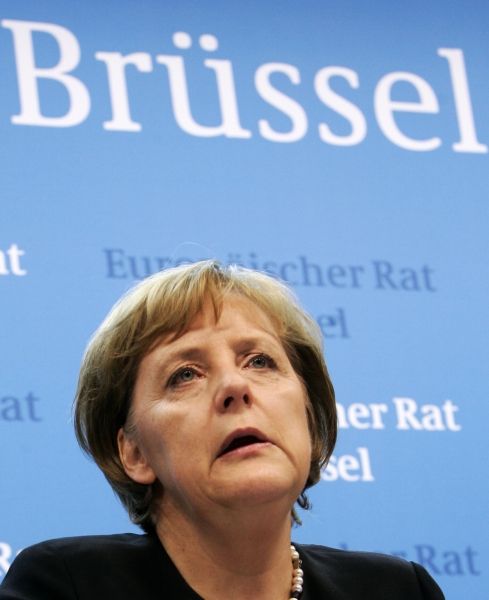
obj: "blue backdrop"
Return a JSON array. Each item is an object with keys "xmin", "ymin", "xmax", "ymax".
[{"xmin": 1, "ymin": 2, "xmax": 488, "ymax": 598}]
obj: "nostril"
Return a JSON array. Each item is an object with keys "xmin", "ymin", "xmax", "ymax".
[{"xmin": 223, "ymin": 393, "xmax": 250, "ymax": 409}]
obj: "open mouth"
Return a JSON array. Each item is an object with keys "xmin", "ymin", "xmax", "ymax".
[{"xmin": 218, "ymin": 432, "xmax": 268, "ymax": 457}]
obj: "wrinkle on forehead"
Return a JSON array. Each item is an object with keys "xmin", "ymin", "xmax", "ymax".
[
  {"xmin": 160, "ymin": 293, "xmax": 282, "ymax": 346},
  {"xmin": 133, "ymin": 295, "xmax": 287, "ymax": 400}
]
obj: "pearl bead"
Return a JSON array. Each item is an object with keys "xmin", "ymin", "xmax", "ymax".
[{"xmin": 290, "ymin": 544, "xmax": 303, "ymax": 598}]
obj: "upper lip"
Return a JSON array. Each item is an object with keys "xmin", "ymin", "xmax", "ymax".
[{"xmin": 216, "ymin": 427, "xmax": 270, "ymax": 458}]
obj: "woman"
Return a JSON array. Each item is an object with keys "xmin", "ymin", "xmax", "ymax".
[{"xmin": 0, "ymin": 261, "xmax": 444, "ymax": 599}]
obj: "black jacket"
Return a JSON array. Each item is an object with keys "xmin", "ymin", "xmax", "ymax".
[{"xmin": 0, "ymin": 533, "xmax": 445, "ymax": 599}]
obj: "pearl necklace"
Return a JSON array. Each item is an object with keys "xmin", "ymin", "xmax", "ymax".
[{"xmin": 289, "ymin": 545, "xmax": 304, "ymax": 599}]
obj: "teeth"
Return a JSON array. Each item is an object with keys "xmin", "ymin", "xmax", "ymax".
[{"xmin": 223, "ymin": 435, "xmax": 261, "ymax": 454}]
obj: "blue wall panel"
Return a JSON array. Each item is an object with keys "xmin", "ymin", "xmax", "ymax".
[{"xmin": 1, "ymin": 3, "xmax": 488, "ymax": 598}]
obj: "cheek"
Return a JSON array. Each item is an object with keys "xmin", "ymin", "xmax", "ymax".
[
  {"xmin": 133, "ymin": 407, "xmax": 172, "ymax": 460},
  {"xmin": 301, "ymin": 411, "xmax": 313, "ymax": 461},
  {"xmin": 138, "ymin": 407, "xmax": 203, "ymax": 466},
  {"xmin": 295, "ymin": 381, "xmax": 312, "ymax": 424},
  {"xmin": 286, "ymin": 383, "xmax": 312, "ymax": 444},
  {"xmin": 297, "ymin": 389, "xmax": 314, "ymax": 457}
]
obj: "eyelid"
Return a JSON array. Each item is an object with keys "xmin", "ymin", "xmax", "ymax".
[
  {"xmin": 245, "ymin": 352, "xmax": 277, "ymax": 369},
  {"xmin": 167, "ymin": 364, "xmax": 201, "ymax": 387}
]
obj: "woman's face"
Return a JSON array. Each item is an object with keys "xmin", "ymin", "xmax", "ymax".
[{"xmin": 118, "ymin": 295, "xmax": 312, "ymax": 522}]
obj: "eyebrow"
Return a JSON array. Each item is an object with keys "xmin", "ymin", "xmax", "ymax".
[
  {"xmin": 151, "ymin": 347, "xmax": 205, "ymax": 371},
  {"xmin": 151, "ymin": 333, "xmax": 283, "ymax": 369}
]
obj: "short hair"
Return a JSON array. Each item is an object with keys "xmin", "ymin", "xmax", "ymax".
[{"xmin": 74, "ymin": 260, "xmax": 337, "ymax": 531}]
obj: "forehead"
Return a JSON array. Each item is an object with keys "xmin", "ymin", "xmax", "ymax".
[
  {"xmin": 186, "ymin": 295, "xmax": 279, "ymax": 335},
  {"xmin": 141, "ymin": 295, "xmax": 284, "ymax": 365}
]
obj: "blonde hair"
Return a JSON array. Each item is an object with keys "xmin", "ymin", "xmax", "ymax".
[{"xmin": 74, "ymin": 260, "xmax": 336, "ymax": 531}]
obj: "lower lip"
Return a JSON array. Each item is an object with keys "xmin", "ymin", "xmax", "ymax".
[{"xmin": 218, "ymin": 441, "xmax": 272, "ymax": 460}]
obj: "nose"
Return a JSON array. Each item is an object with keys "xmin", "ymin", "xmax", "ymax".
[{"xmin": 215, "ymin": 369, "xmax": 253, "ymax": 412}]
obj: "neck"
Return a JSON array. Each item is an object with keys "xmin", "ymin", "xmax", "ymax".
[{"xmin": 155, "ymin": 500, "xmax": 296, "ymax": 600}]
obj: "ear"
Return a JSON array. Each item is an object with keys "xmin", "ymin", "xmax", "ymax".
[{"xmin": 117, "ymin": 428, "xmax": 156, "ymax": 485}]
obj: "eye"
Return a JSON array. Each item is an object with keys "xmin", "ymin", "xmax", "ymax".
[
  {"xmin": 168, "ymin": 367, "xmax": 198, "ymax": 387},
  {"xmin": 247, "ymin": 353, "xmax": 276, "ymax": 370}
]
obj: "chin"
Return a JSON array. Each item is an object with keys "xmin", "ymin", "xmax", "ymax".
[{"xmin": 213, "ymin": 468, "xmax": 304, "ymax": 509}]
